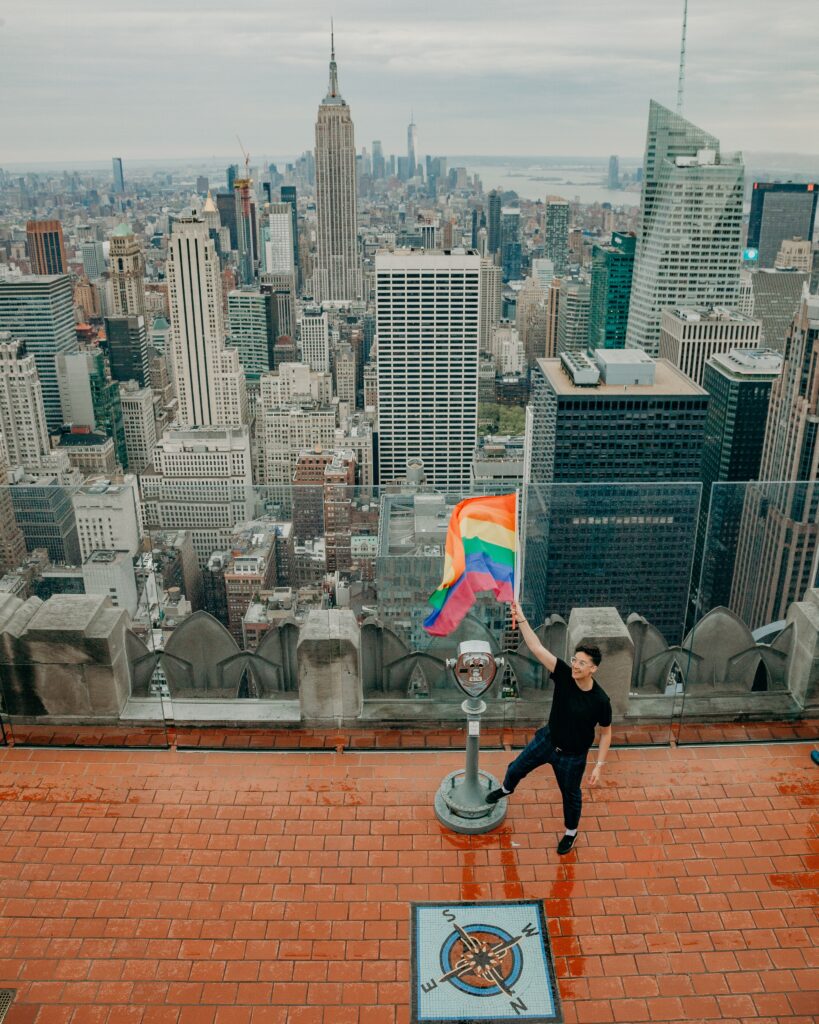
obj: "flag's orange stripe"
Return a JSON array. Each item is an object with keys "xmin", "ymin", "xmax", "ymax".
[{"xmin": 441, "ymin": 494, "xmax": 517, "ymax": 583}]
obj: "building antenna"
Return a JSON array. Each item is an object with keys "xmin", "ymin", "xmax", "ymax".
[{"xmin": 676, "ymin": 0, "xmax": 688, "ymax": 115}]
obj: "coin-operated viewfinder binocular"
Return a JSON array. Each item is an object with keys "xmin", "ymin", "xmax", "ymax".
[
  {"xmin": 434, "ymin": 640, "xmax": 508, "ymax": 834},
  {"xmin": 449, "ymin": 641, "xmax": 500, "ymax": 699}
]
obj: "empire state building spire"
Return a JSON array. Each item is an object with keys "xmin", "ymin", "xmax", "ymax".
[
  {"xmin": 325, "ymin": 21, "xmax": 343, "ymax": 104},
  {"xmin": 314, "ymin": 26, "xmax": 362, "ymax": 303}
]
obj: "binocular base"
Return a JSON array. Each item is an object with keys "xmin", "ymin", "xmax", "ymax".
[{"xmin": 434, "ymin": 768, "xmax": 508, "ymax": 835}]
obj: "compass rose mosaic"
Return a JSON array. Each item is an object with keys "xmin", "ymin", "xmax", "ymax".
[{"xmin": 411, "ymin": 900, "xmax": 562, "ymax": 1023}]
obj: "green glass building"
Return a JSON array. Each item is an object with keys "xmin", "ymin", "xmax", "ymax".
[{"xmin": 588, "ymin": 231, "xmax": 636, "ymax": 351}]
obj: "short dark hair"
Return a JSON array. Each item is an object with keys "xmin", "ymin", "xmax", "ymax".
[{"xmin": 575, "ymin": 644, "xmax": 602, "ymax": 667}]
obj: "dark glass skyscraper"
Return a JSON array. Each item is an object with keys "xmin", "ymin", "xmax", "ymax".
[
  {"xmin": 694, "ymin": 349, "xmax": 781, "ymax": 620},
  {"xmin": 525, "ymin": 352, "xmax": 708, "ymax": 641},
  {"xmin": 500, "ymin": 207, "xmax": 522, "ymax": 282},
  {"xmin": 747, "ymin": 182, "xmax": 818, "ymax": 268},
  {"xmin": 112, "ymin": 157, "xmax": 125, "ymax": 194},
  {"xmin": 588, "ymin": 231, "xmax": 636, "ymax": 350},
  {"xmin": 0, "ymin": 275, "xmax": 77, "ymax": 430},
  {"xmin": 487, "ymin": 190, "xmax": 502, "ymax": 256},
  {"xmin": 105, "ymin": 315, "xmax": 150, "ymax": 387},
  {"xmin": 545, "ymin": 200, "xmax": 570, "ymax": 276}
]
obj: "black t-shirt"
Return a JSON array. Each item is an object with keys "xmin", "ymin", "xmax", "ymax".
[{"xmin": 547, "ymin": 658, "xmax": 612, "ymax": 754}]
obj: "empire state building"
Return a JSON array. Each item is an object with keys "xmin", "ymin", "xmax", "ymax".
[{"xmin": 314, "ymin": 32, "xmax": 362, "ymax": 304}]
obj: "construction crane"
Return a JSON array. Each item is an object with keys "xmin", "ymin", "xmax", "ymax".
[{"xmin": 236, "ymin": 135, "xmax": 251, "ymax": 180}]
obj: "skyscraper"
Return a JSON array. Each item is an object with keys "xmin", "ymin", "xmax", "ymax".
[
  {"xmin": 545, "ymin": 201, "xmax": 570, "ymax": 276},
  {"xmin": 166, "ymin": 211, "xmax": 247, "ymax": 427},
  {"xmin": 56, "ymin": 350, "xmax": 127, "ymax": 469},
  {"xmin": 314, "ymin": 32, "xmax": 361, "ymax": 303},
  {"xmin": 376, "ymin": 251, "xmax": 480, "ymax": 491},
  {"xmin": 260, "ymin": 271, "xmax": 297, "ymax": 341},
  {"xmin": 0, "ymin": 275, "xmax": 77, "ymax": 429},
  {"xmin": 731, "ymin": 287, "xmax": 819, "ymax": 627},
  {"xmin": 112, "ymin": 157, "xmax": 125, "ymax": 195},
  {"xmin": 265, "ymin": 203, "xmax": 295, "ymax": 275},
  {"xmin": 26, "ymin": 220, "xmax": 67, "ymax": 275},
  {"xmin": 588, "ymin": 231, "xmax": 636, "ymax": 350},
  {"xmin": 526, "ymin": 351, "xmax": 708, "ymax": 639},
  {"xmin": 747, "ymin": 182, "xmax": 818, "ymax": 268},
  {"xmin": 407, "ymin": 114, "xmax": 418, "ymax": 180},
  {"xmin": 626, "ymin": 101, "xmax": 744, "ymax": 357},
  {"xmin": 109, "ymin": 223, "xmax": 147, "ymax": 318},
  {"xmin": 694, "ymin": 348, "xmax": 781, "ymax": 618},
  {"xmin": 479, "ymin": 259, "xmax": 502, "ymax": 352},
  {"xmin": 227, "ymin": 290, "xmax": 276, "ymax": 378},
  {"xmin": 487, "ymin": 190, "xmax": 502, "ymax": 257},
  {"xmin": 658, "ymin": 306, "xmax": 761, "ymax": 386},
  {"xmin": 105, "ymin": 314, "xmax": 150, "ymax": 387},
  {"xmin": 80, "ymin": 241, "xmax": 105, "ymax": 281},
  {"xmin": 500, "ymin": 207, "xmax": 522, "ymax": 282},
  {"xmin": 0, "ymin": 432, "xmax": 27, "ymax": 576},
  {"xmin": 515, "ymin": 276, "xmax": 548, "ymax": 366},
  {"xmin": 607, "ymin": 155, "xmax": 620, "ymax": 190},
  {"xmin": 299, "ymin": 308, "xmax": 330, "ymax": 373},
  {"xmin": 140, "ymin": 426, "xmax": 253, "ymax": 567},
  {"xmin": 233, "ymin": 176, "xmax": 256, "ymax": 286},
  {"xmin": 215, "ymin": 193, "xmax": 238, "ymax": 250},
  {"xmin": 0, "ymin": 334, "xmax": 50, "ymax": 465},
  {"xmin": 372, "ymin": 140, "xmax": 385, "ymax": 180},
  {"xmin": 279, "ymin": 186, "xmax": 300, "ymax": 289},
  {"xmin": 556, "ymin": 277, "xmax": 591, "ymax": 356},
  {"xmin": 740, "ymin": 267, "xmax": 808, "ymax": 351},
  {"xmin": 119, "ymin": 381, "xmax": 157, "ymax": 473}
]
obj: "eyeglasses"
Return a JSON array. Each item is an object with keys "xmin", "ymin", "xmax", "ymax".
[{"xmin": 570, "ymin": 656, "xmax": 593, "ymax": 668}]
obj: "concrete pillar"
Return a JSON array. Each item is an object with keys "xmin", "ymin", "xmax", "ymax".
[
  {"xmin": 567, "ymin": 606, "xmax": 633, "ymax": 719},
  {"xmin": 297, "ymin": 608, "xmax": 362, "ymax": 723},
  {"xmin": 785, "ymin": 589, "xmax": 819, "ymax": 712},
  {"xmin": 0, "ymin": 595, "xmax": 131, "ymax": 718}
]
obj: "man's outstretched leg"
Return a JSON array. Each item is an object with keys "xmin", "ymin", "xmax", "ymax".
[
  {"xmin": 552, "ymin": 753, "xmax": 586, "ymax": 854},
  {"xmin": 486, "ymin": 726, "xmax": 553, "ymax": 804}
]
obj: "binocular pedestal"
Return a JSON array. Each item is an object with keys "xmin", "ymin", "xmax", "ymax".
[{"xmin": 434, "ymin": 694, "xmax": 507, "ymax": 835}]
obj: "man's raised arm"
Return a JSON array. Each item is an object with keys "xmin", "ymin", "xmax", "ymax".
[{"xmin": 511, "ymin": 601, "xmax": 557, "ymax": 673}]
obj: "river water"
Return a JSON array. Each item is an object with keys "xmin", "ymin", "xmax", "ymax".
[{"xmin": 460, "ymin": 159, "xmax": 642, "ymax": 207}]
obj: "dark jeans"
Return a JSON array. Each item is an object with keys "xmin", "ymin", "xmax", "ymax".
[{"xmin": 503, "ymin": 726, "xmax": 587, "ymax": 830}]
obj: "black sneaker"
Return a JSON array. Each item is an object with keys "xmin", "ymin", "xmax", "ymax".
[
  {"xmin": 485, "ymin": 787, "xmax": 508, "ymax": 805},
  {"xmin": 557, "ymin": 833, "xmax": 577, "ymax": 855}
]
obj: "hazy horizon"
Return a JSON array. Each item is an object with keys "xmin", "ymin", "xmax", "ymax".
[{"xmin": 3, "ymin": 0, "xmax": 817, "ymax": 164}]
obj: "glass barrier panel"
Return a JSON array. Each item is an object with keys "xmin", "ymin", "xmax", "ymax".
[
  {"xmin": 0, "ymin": 482, "xmax": 168, "ymax": 748},
  {"xmin": 1, "ymin": 475, "xmax": 808, "ymax": 752},
  {"xmin": 676, "ymin": 479, "xmax": 818, "ymax": 744}
]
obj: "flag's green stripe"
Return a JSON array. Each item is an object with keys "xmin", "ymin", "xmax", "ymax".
[{"xmin": 462, "ymin": 536, "xmax": 516, "ymax": 566}]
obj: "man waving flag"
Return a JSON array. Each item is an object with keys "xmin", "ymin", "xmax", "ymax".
[{"xmin": 423, "ymin": 492, "xmax": 518, "ymax": 637}]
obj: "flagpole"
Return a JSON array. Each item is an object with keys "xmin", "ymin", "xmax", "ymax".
[
  {"xmin": 512, "ymin": 488, "xmax": 521, "ymax": 629},
  {"xmin": 515, "ymin": 485, "xmax": 522, "ymax": 598}
]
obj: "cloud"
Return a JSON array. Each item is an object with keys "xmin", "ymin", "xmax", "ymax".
[{"xmin": 2, "ymin": 0, "xmax": 817, "ymax": 162}]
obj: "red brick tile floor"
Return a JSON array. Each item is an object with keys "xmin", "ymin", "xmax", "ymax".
[{"xmin": 0, "ymin": 738, "xmax": 816, "ymax": 1023}]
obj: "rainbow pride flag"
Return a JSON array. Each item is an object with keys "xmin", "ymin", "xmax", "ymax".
[{"xmin": 423, "ymin": 493, "xmax": 518, "ymax": 637}]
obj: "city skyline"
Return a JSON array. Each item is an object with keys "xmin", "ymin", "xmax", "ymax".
[{"xmin": 3, "ymin": 0, "xmax": 818, "ymax": 163}]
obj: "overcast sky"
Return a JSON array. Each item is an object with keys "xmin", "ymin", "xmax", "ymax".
[{"xmin": 3, "ymin": 0, "xmax": 818, "ymax": 165}]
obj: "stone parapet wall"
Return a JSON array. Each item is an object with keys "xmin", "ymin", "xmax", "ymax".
[{"xmin": 0, "ymin": 594, "xmax": 816, "ymax": 729}]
